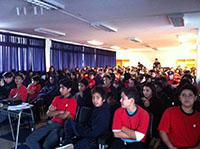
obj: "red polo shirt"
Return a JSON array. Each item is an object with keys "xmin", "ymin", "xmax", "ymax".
[
  {"xmin": 158, "ymin": 107, "xmax": 200, "ymax": 148},
  {"xmin": 112, "ymin": 106, "xmax": 150, "ymax": 142},
  {"xmin": 28, "ymin": 83, "xmax": 41, "ymax": 100},
  {"xmin": 9, "ymin": 85, "xmax": 28, "ymax": 102},
  {"xmin": 51, "ymin": 96, "xmax": 77, "ymax": 125}
]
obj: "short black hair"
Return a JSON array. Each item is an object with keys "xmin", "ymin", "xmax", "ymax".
[
  {"xmin": 92, "ymin": 86, "xmax": 106, "ymax": 101},
  {"xmin": 121, "ymin": 88, "xmax": 139, "ymax": 102},
  {"xmin": 15, "ymin": 72, "xmax": 24, "ymax": 80},
  {"xmin": 32, "ymin": 75, "xmax": 40, "ymax": 82},
  {"xmin": 178, "ymin": 83, "xmax": 198, "ymax": 96},
  {"xmin": 79, "ymin": 78, "xmax": 89, "ymax": 87},
  {"xmin": 59, "ymin": 78, "xmax": 73, "ymax": 89},
  {"xmin": 3, "ymin": 72, "xmax": 14, "ymax": 78}
]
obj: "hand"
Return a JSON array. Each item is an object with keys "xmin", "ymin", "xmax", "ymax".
[
  {"xmin": 49, "ymin": 105, "xmax": 56, "ymax": 111},
  {"xmin": 144, "ymin": 100, "xmax": 150, "ymax": 107},
  {"xmin": 59, "ymin": 111, "xmax": 65, "ymax": 114}
]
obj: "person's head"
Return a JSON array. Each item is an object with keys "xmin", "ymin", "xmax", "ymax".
[
  {"xmin": 31, "ymin": 75, "xmax": 40, "ymax": 85},
  {"xmin": 178, "ymin": 83, "xmax": 198, "ymax": 109},
  {"xmin": 89, "ymin": 72, "xmax": 95, "ymax": 80},
  {"xmin": 49, "ymin": 66, "xmax": 55, "ymax": 72},
  {"xmin": 3, "ymin": 72, "xmax": 14, "ymax": 84},
  {"xmin": 15, "ymin": 73, "xmax": 24, "ymax": 86},
  {"xmin": 120, "ymin": 88, "xmax": 139, "ymax": 109},
  {"xmin": 128, "ymin": 78, "xmax": 135, "ymax": 88},
  {"xmin": 78, "ymin": 78, "xmax": 89, "ymax": 92},
  {"xmin": 59, "ymin": 78, "xmax": 73, "ymax": 97},
  {"xmin": 142, "ymin": 83, "xmax": 155, "ymax": 99},
  {"xmin": 91, "ymin": 86, "xmax": 106, "ymax": 107},
  {"xmin": 168, "ymin": 71, "xmax": 174, "ymax": 80},
  {"xmin": 103, "ymin": 74, "xmax": 112, "ymax": 86},
  {"xmin": 49, "ymin": 76, "xmax": 56, "ymax": 84}
]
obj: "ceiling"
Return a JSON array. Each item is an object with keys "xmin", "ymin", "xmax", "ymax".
[{"xmin": 0, "ymin": 0, "xmax": 200, "ymax": 51}]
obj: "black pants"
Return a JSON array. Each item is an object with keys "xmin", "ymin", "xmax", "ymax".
[{"xmin": 109, "ymin": 138, "xmax": 145, "ymax": 149}]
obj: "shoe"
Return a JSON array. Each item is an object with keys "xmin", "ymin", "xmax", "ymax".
[{"xmin": 55, "ymin": 143, "xmax": 74, "ymax": 149}]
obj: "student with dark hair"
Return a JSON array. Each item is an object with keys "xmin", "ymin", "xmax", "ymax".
[
  {"xmin": 9, "ymin": 72, "xmax": 28, "ymax": 102},
  {"xmin": 2, "ymin": 71, "xmax": 16, "ymax": 98},
  {"xmin": 57, "ymin": 86, "xmax": 111, "ymax": 149},
  {"xmin": 102, "ymin": 74, "xmax": 119, "ymax": 112},
  {"xmin": 110, "ymin": 88, "xmax": 149, "ymax": 149},
  {"xmin": 140, "ymin": 83, "xmax": 164, "ymax": 148},
  {"xmin": 27, "ymin": 75, "xmax": 41, "ymax": 102},
  {"xmin": 158, "ymin": 83, "xmax": 200, "ymax": 149},
  {"xmin": 26, "ymin": 79, "xmax": 77, "ymax": 149},
  {"xmin": 74, "ymin": 78, "xmax": 92, "ymax": 107}
]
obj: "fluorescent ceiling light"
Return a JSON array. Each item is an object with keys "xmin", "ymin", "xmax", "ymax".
[
  {"xmin": 130, "ymin": 37, "xmax": 158, "ymax": 50},
  {"xmin": 168, "ymin": 13, "xmax": 184, "ymax": 27},
  {"xmin": 110, "ymin": 46, "xmax": 120, "ymax": 50},
  {"xmin": 26, "ymin": 0, "xmax": 65, "ymax": 10},
  {"xmin": 34, "ymin": 27, "xmax": 66, "ymax": 36},
  {"xmin": 87, "ymin": 40, "xmax": 103, "ymax": 46},
  {"xmin": 90, "ymin": 22, "xmax": 118, "ymax": 32},
  {"xmin": 130, "ymin": 37, "xmax": 143, "ymax": 43}
]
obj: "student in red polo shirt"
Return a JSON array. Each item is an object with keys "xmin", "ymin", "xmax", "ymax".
[
  {"xmin": 27, "ymin": 75, "xmax": 41, "ymax": 102},
  {"xmin": 26, "ymin": 78, "xmax": 77, "ymax": 149},
  {"xmin": 158, "ymin": 83, "xmax": 200, "ymax": 149},
  {"xmin": 9, "ymin": 72, "xmax": 28, "ymax": 102},
  {"xmin": 110, "ymin": 88, "xmax": 150, "ymax": 149}
]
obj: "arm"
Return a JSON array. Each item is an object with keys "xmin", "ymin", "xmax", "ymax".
[
  {"xmin": 159, "ymin": 130, "xmax": 177, "ymax": 149},
  {"xmin": 46, "ymin": 105, "xmax": 61, "ymax": 117},
  {"xmin": 113, "ymin": 131, "xmax": 130, "ymax": 138}
]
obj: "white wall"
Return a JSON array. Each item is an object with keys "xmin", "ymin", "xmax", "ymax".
[{"xmin": 116, "ymin": 47, "xmax": 197, "ymax": 69}]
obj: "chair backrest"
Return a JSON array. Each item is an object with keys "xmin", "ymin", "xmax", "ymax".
[{"xmin": 75, "ymin": 106, "xmax": 92, "ymax": 124}]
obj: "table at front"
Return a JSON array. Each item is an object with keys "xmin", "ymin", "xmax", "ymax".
[{"xmin": 0, "ymin": 103, "xmax": 35, "ymax": 149}]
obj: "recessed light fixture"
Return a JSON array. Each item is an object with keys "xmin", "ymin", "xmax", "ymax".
[
  {"xmin": 90, "ymin": 22, "xmax": 118, "ymax": 32},
  {"xmin": 87, "ymin": 40, "xmax": 103, "ymax": 46},
  {"xmin": 110, "ymin": 46, "xmax": 120, "ymax": 50}
]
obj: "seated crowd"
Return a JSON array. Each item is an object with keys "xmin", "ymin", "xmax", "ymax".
[{"xmin": 0, "ymin": 62, "xmax": 199, "ymax": 149}]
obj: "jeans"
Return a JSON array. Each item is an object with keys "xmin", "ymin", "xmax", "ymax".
[
  {"xmin": 64, "ymin": 119, "xmax": 95, "ymax": 149},
  {"xmin": 26, "ymin": 121, "xmax": 62, "ymax": 149},
  {"xmin": 110, "ymin": 138, "xmax": 145, "ymax": 149}
]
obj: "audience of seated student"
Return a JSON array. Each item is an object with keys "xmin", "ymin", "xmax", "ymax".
[
  {"xmin": 32, "ymin": 76, "xmax": 59, "ymax": 123},
  {"xmin": 110, "ymin": 88, "xmax": 150, "ymax": 149},
  {"xmin": 26, "ymin": 78, "xmax": 77, "ymax": 149},
  {"xmin": 2, "ymin": 71, "xmax": 16, "ymax": 99},
  {"xmin": 0, "ymin": 76, "xmax": 7, "ymax": 99},
  {"xmin": 9, "ymin": 72, "xmax": 28, "ymax": 102},
  {"xmin": 58, "ymin": 86, "xmax": 111, "ymax": 149},
  {"xmin": 158, "ymin": 83, "xmax": 200, "ymax": 149},
  {"xmin": 27, "ymin": 75, "xmax": 41, "ymax": 102},
  {"xmin": 140, "ymin": 83, "xmax": 164, "ymax": 149},
  {"xmin": 22, "ymin": 70, "xmax": 33, "ymax": 87},
  {"xmin": 74, "ymin": 78, "xmax": 93, "ymax": 108},
  {"xmin": 88, "ymin": 71, "xmax": 96, "ymax": 89},
  {"xmin": 102, "ymin": 74, "xmax": 118, "ymax": 106},
  {"xmin": 47, "ymin": 65, "xmax": 58, "ymax": 79}
]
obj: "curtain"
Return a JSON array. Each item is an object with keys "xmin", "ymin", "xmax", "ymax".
[
  {"xmin": 83, "ymin": 46, "xmax": 96, "ymax": 67},
  {"xmin": 0, "ymin": 32, "xmax": 45, "ymax": 72},
  {"xmin": 96, "ymin": 49, "xmax": 116, "ymax": 67},
  {"xmin": 51, "ymin": 41, "xmax": 84, "ymax": 69}
]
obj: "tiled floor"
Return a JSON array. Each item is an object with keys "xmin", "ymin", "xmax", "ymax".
[
  {"xmin": 0, "ymin": 124, "xmax": 15, "ymax": 149},
  {"xmin": 0, "ymin": 138, "xmax": 15, "ymax": 149}
]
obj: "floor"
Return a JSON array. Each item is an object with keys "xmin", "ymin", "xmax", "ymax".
[{"xmin": 0, "ymin": 124, "xmax": 15, "ymax": 149}]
